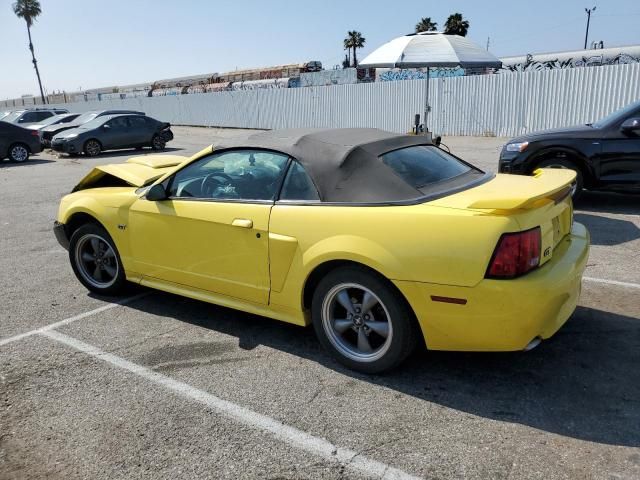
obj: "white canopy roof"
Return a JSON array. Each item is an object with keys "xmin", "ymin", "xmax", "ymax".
[{"xmin": 359, "ymin": 32, "xmax": 502, "ymax": 69}]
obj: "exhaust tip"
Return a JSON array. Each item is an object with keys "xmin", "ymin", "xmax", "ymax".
[{"xmin": 523, "ymin": 337, "xmax": 542, "ymax": 351}]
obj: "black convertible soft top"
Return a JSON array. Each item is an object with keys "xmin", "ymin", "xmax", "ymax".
[{"xmin": 211, "ymin": 128, "xmax": 484, "ymax": 203}]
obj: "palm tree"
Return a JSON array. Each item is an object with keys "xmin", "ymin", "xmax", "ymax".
[
  {"xmin": 344, "ymin": 31, "xmax": 366, "ymax": 67},
  {"xmin": 12, "ymin": 0, "xmax": 46, "ymax": 104},
  {"xmin": 443, "ymin": 13, "xmax": 470, "ymax": 37},
  {"xmin": 343, "ymin": 37, "xmax": 352, "ymax": 67},
  {"xmin": 415, "ymin": 17, "xmax": 438, "ymax": 33}
]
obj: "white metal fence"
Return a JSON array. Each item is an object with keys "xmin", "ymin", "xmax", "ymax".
[{"xmin": 9, "ymin": 63, "xmax": 640, "ymax": 137}]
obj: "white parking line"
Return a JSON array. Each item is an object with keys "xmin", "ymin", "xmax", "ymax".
[
  {"xmin": 40, "ymin": 329, "xmax": 422, "ymax": 480},
  {"xmin": 583, "ymin": 276, "xmax": 640, "ymax": 289},
  {"xmin": 0, "ymin": 293, "xmax": 148, "ymax": 348}
]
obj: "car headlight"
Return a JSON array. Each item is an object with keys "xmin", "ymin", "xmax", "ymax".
[
  {"xmin": 65, "ymin": 133, "xmax": 78, "ymax": 139},
  {"xmin": 505, "ymin": 141, "xmax": 529, "ymax": 152}
]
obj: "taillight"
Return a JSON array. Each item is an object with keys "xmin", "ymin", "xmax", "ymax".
[{"xmin": 486, "ymin": 227, "xmax": 541, "ymax": 279}]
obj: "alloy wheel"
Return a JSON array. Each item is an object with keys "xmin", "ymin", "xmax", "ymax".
[
  {"xmin": 321, "ymin": 283, "xmax": 393, "ymax": 363},
  {"xmin": 85, "ymin": 140, "xmax": 101, "ymax": 156},
  {"xmin": 74, "ymin": 234, "xmax": 119, "ymax": 289},
  {"xmin": 10, "ymin": 145, "xmax": 28, "ymax": 162}
]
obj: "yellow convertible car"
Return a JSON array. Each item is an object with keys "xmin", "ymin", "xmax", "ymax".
[{"xmin": 54, "ymin": 129, "xmax": 589, "ymax": 373}]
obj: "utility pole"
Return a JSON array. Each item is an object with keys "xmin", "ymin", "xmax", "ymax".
[
  {"xmin": 584, "ymin": 6, "xmax": 596, "ymax": 50},
  {"xmin": 486, "ymin": 37, "xmax": 490, "ymax": 50}
]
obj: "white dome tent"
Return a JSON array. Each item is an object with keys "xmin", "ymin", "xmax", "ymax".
[{"xmin": 359, "ymin": 32, "xmax": 502, "ymax": 132}]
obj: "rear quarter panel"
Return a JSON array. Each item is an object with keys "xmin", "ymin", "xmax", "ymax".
[{"xmin": 268, "ymin": 203, "xmax": 519, "ymax": 313}]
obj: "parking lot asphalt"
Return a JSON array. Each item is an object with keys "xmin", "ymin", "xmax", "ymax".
[{"xmin": 1, "ymin": 127, "xmax": 639, "ymax": 479}]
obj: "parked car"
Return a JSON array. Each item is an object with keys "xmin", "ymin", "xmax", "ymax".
[
  {"xmin": 51, "ymin": 114, "xmax": 173, "ymax": 156},
  {"xmin": 3, "ymin": 107, "xmax": 69, "ymax": 126},
  {"xmin": 53, "ymin": 128, "xmax": 589, "ymax": 373},
  {"xmin": 40, "ymin": 109, "xmax": 144, "ymax": 147},
  {"xmin": 0, "ymin": 120, "xmax": 43, "ymax": 162},
  {"xmin": 499, "ymin": 99, "xmax": 640, "ymax": 199},
  {"xmin": 26, "ymin": 113, "xmax": 82, "ymax": 140}
]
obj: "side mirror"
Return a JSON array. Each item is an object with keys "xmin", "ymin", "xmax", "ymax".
[
  {"xmin": 145, "ymin": 183, "xmax": 167, "ymax": 201},
  {"xmin": 621, "ymin": 118, "xmax": 640, "ymax": 133},
  {"xmin": 103, "ymin": 124, "xmax": 110, "ymax": 129},
  {"xmin": 434, "ymin": 136, "xmax": 442, "ymax": 147}
]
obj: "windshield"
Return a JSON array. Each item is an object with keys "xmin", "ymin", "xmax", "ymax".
[
  {"xmin": 381, "ymin": 145, "xmax": 477, "ymax": 193},
  {"xmin": 79, "ymin": 116, "xmax": 108, "ymax": 129},
  {"xmin": 592, "ymin": 100, "xmax": 640, "ymax": 128},
  {"xmin": 73, "ymin": 112, "xmax": 99, "ymax": 124},
  {"xmin": 2, "ymin": 112, "xmax": 23, "ymax": 123},
  {"xmin": 38, "ymin": 114, "xmax": 69, "ymax": 127},
  {"xmin": 0, "ymin": 111, "xmax": 11, "ymax": 120}
]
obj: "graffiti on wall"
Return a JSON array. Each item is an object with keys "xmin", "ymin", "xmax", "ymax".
[
  {"xmin": 377, "ymin": 67, "xmax": 465, "ymax": 82},
  {"xmin": 503, "ymin": 52, "xmax": 640, "ymax": 72}
]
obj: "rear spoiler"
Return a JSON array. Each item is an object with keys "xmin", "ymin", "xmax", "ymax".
[{"xmin": 467, "ymin": 168, "xmax": 576, "ymax": 210}]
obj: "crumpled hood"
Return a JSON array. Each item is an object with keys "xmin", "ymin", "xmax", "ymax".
[{"xmin": 72, "ymin": 154, "xmax": 191, "ymax": 191}]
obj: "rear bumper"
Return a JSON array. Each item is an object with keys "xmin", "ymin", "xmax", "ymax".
[
  {"xmin": 53, "ymin": 221, "xmax": 70, "ymax": 250},
  {"xmin": 396, "ymin": 222, "xmax": 590, "ymax": 351}
]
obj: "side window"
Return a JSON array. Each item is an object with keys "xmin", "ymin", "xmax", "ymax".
[
  {"xmin": 19, "ymin": 112, "xmax": 39, "ymax": 122},
  {"xmin": 279, "ymin": 162, "xmax": 320, "ymax": 201},
  {"xmin": 37, "ymin": 112, "xmax": 53, "ymax": 121},
  {"xmin": 108, "ymin": 117, "xmax": 129, "ymax": 129},
  {"xmin": 168, "ymin": 150, "xmax": 289, "ymax": 201},
  {"xmin": 129, "ymin": 116, "xmax": 148, "ymax": 128}
]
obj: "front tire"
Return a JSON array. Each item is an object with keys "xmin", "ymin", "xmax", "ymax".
[
  {"xmin": 151, "ymin": 134, "xmax": 166, "ymax": 151},
  {"xmin": 69, "ymin": 223, "xmax": 126, "ymax": 295},
  {"xmin": 8, "ymin": 143, "xmax": 29, "ymax": 162},
  {"xmin": 312, "ymin": 266, "xmax": 418, "ymax": 374},
  {"xmin": 536, "ymin": 158, "xmax": 584, "ymax": 201},
  {"xmin": 83, "ymin": 139, "xmax": 102, "ymax": 157}
]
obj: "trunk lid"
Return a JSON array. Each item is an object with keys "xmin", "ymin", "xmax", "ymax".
[
  {"xmin": 72, "ymin": 154, "xmax": 188, "ymax": 191},
  {"xmin": 431, "ymin": 168, "xmax": 575, "ymax": 267}
]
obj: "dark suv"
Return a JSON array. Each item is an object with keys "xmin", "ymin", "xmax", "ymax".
[{"xmin": 499, "ymin": 99, "xmax": 640, "ymax": 199}]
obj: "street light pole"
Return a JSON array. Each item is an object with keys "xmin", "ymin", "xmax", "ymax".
[{"xmin": 584, "ymin": 6, "xmax": 596, "ymax": 50}]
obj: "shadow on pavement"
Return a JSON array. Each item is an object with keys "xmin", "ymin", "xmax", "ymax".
[
  {"xmin": 576, "ymin": 191, "xmax": 640, "ymax": 215},
  {"xmin": 122, "ymin": 291, "xmax": 640, "ymax": 448},
  {"xmin": 574, "ymin": 212, "xmax": 640, "ymax": 246},
  {"xmin": 0, "ymin": 159, "xmax": 55, "ymax": 167}
]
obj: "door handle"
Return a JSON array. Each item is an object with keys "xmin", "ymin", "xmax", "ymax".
[{"xmin": 231, "ymin": 218, "xmax": 253, "ymax": 229}]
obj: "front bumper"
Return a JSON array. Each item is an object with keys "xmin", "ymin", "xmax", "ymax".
[
  {"xmin": 498, "ymin": 155, "xmax": 528, "ymax": 174},
  {"xmin": 396, "ymin": 222, "xmax": 590, "ymax": 351},
  {"xmin": 53, "ymin": 221, "xmax": 70, "ymax": 250},
  {"xmin": 51, "ymin": 139, "xmax": 81, "ymax": 154}
]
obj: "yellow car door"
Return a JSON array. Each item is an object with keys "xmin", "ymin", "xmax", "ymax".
[{"xmin": 128, "ymin": 149, "xmax": 290, "ymax": 305}]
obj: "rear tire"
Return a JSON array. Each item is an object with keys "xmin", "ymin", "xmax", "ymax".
[
  {"xmin": 151, "ymin": 134, "xmax": 166, "ymax": 151},
  {"xmin": 69, "ymin": 223, "xmax": 126, "ymax": 296},
  {"xmin": 311, "ymin": 266, "xmax": 418, "ymax": 374},
  {"xmin": 83, "ymin": 139, "xmax": 102, "ymax": 157},
  {"xmin": 8, "ymin": 143, "xmax": 29, "ymax": 162},
  {"xmin": 536, "ymin": 158, "xmax": 584, "ymax": 201}
]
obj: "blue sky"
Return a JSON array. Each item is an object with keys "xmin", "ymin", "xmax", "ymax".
[{"xmin": 1, "ymin": 0, "xmax": 637, "ymax": 99}]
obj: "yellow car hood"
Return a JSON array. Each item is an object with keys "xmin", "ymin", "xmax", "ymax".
[
  {"xmin": 430, "ymin": 168, "xmax": 576, "ymax": 211},
  {"xmin": 72, "ymin": 154, "xmax": 189, "ymax": 191}
]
